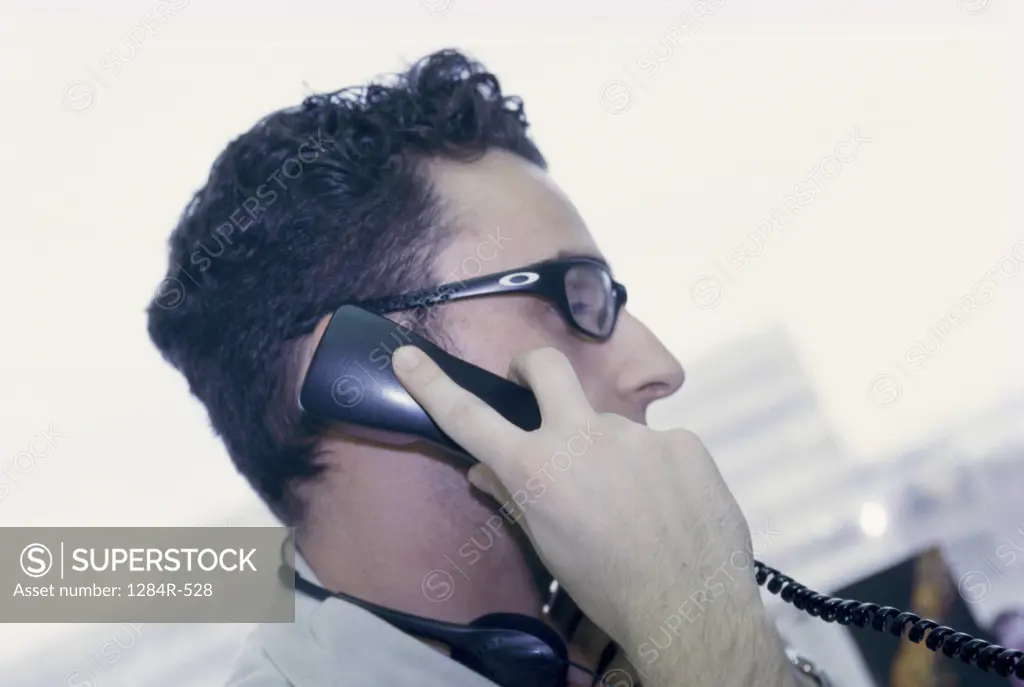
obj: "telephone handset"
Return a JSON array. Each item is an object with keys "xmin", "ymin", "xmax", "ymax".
[
  {"xmin": 297, "ymin": 305, "xmax": 1024, "ymax": 683},
  {"xmin": 298, "ymin": 304, "xmax": 542, "ymax": 464}
]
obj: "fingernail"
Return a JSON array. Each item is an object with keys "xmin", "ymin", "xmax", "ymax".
[{"xmin": 392, "ymin": 346, "xmax": 423, "ymax": 372}]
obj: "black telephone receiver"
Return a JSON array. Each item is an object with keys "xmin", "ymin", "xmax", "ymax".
[{"xmin": 298, "ymin": 305, "xmax": 542, "ymax": 463}]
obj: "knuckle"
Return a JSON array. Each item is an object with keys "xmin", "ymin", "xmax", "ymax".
[
  {"xmin": 416, "ymin": 360, "xmax": 459, "ymax": 400},
  {"xmin": 447, "ymin": 397, "xmax": 482, "ymax": 432},
  {"xmin": 596, "ymin": 412, "xmax": 636, "ymax": 432},
  {"xmin": 517, "ymin": 346, "xmax": 570, "ymax": 374},
  {"xmin": 666, "ymin": 427, "xmax": 703, "ymax": 448},
  {"xmin": 501, "ymin": 433, "xmax": 535, "ymax": 476},
  {"xmin": 448, "ymin": 401, "xmax": 499, "ymax": 452},
  {"xmin": 539, "ymin": 346, "xmax": 572, "ymax": 371}
]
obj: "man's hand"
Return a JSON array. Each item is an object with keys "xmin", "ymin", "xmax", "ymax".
[{"xmin": 393, "ymin": 345, "xmax": 798, "ymax": 687}]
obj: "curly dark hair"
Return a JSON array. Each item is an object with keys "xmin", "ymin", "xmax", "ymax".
[{"xmin": 146, "ymin": 49, "xmax": 546, "ymax": 524}]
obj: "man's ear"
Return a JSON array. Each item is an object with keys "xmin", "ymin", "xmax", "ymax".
[
  {"xmin": 383, "ymin": 309, "xmax": 438, "ymax": 344},
  {"xmin": 387, "ymin": 307, "xmax": 461, "ymax": 359},
  {"xmin": 295, "ymin": 314, "xmax": 335, "ymax": 386}
]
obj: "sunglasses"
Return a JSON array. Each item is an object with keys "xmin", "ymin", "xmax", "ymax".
[{"xmin": 349, "ymin": 257, "xmax": 628, "ymax": 341}]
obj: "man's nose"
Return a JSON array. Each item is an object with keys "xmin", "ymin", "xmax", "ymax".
[{"xmin": 610, "ymin": 310, "xmax": 685, "ymax": 410}]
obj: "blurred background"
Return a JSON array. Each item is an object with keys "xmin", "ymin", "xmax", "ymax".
[{"xmin": 1, "ymin": 1, "xmax": 1021, "ymax": 685}]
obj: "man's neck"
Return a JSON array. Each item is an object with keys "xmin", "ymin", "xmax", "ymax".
[
  {"xmin": 294, "ymin": 440, "xmax": 547, "ymax": 624},
  {"xmin": 294, "ymin": 440, "xmax": 619, "ymax": 686}
]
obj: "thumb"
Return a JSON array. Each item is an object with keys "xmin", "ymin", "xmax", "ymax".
[{"xmin": 467, "ymin": 464, "xmax": 511, "ymax": 503}]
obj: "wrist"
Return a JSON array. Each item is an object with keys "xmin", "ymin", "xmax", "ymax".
[{"xmin": 619, "ymin": 593, "xmax": 786, "ymax": 687}]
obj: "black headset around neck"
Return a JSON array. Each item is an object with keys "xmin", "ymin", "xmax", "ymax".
[{"xmin": 280, "ymin": 563, "xmax": 610, "ymax": 687}]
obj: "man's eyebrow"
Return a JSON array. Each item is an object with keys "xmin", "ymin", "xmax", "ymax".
[{"xmin": 553, "ymin": 249, "xmax": 610, "ymax": 269}]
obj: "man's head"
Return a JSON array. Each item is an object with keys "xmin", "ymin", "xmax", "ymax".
[{"xmin": 147, "ymin": 48, "xmax": 684, "ymax": 527}]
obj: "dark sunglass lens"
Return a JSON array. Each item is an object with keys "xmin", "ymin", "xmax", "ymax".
[{"xmin": 564, "ymin": 264, "xmax": 615, "ymax": 337}]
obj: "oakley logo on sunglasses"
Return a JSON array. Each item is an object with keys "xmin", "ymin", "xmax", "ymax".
[{"xmin": 498, "ymin": 272, "xmax": 540, "ymax": 287}]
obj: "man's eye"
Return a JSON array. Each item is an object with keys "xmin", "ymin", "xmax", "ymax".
[{"xmin": 569, "ymin": 301, "xmax": 592, "ymax": 314}]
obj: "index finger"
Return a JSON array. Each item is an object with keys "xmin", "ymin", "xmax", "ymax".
[{"xmin": 392, "ymin": 346, "xmax": 524, "ymax": 468}]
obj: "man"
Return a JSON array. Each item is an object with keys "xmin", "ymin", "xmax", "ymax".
[{"xmin": 147, "ymin": 49, "xmax": 825, "ymax": 686}]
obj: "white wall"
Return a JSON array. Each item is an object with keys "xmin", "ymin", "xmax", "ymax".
[{"xmin": 0, "ymin": 0, "xmax": 1021, "ymax": 676}]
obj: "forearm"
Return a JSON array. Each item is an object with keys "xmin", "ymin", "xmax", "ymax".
[{"xmin": 617, "ymin": 596, "xmax": 803, "ymax": 687}]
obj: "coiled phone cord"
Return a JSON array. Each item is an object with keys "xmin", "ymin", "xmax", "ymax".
[{"xmin": 752, "ymin": 559, "xmax": 1024, "ymax": 680}]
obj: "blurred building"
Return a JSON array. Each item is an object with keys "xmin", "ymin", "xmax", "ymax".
[
  {"xmin": 896, "ymin": 395, "xmax": 1024, "ymax": 628},
  {"xmin": 647, "ymin": 326, "xmax": 1023, "ymax": 686}
]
